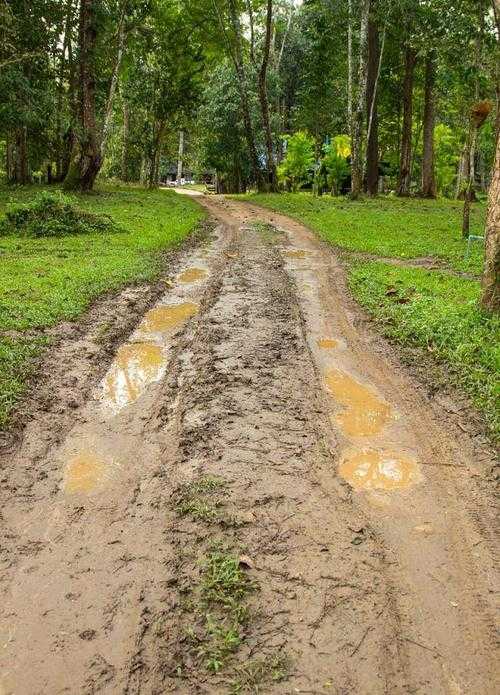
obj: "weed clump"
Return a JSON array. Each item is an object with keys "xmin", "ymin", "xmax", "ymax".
[{"xmin": 0, "ymin": 191, "xmax": 122, "ymax": 238}]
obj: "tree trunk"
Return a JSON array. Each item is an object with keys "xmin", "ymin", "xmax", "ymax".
[
  {"xmin": 227, "ymin": 0, "xmax": 263, "ymax": 189},
  {"xmin": 397, "ymin": 44, "xmax": 416, "ymax": 196},
  {"xmin": 347, "ymin": 0, "xmax": 354, "ymax": 130},
  {"xmin": 14, "ymin": 126, "xmax": 30, "ymax": 184},
  {"xmin": 55, "ymin": 0, "xmax": 74, "ymax": 181},
  {"xmin": 177, "ymin": 130, "xmax": 184, "ymax": 182},
  {"xmin": 462, "ymin": 101, "xmax": 492, "ymax": 237},
  {"xmin": 480, "ymin": 131, "xmax": 500, "ymax": 312},
  {"xmin": 148, "ymin": 120, "xmax": 164, "ymax": 189},
  {"xmin": 63, "ymin": 0, "xmax": 102, "ymax": 192},
  {"xmin": 6, "ymin": 133, "xmax": 15, "ymax": 182},
  {"xmin": 350, "ymin": 0, "xmax": 371, "ymax": 198},
  {"xmin": 101, "ymin": 1, "xmax": 127, "ymax": 159},
  {"xmin": 421, "ymin": 51, "xmax": 437, "ymax": 198},
  {"xmin": 258, "ymin": 0, "xmax": 278, "ymax": 191},
  {"xmin": 365, "ymin": 16, "xmax": 379, "ymax": 195},
  {"xmin": 121, "ymin": 99, "xmax": 130, "ymax": 181}
]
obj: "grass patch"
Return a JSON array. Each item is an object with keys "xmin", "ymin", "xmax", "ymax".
[
  {"xmin": 348, "ymin": 261, "xmax": 500, "ymax": 439},
  {"xmin": 0, "ymin": 183, "xmax": 204, "ymax": 428},
  {"xmin": 229, "ymin": 653, "xmax": 291, "ymax": 694},
  {"xmin": 0, "ymin": 337, "xmax": 48, "ymax": 428},
  {"xmin": 176, "ymin": 476, "xmax": 228, "ymax": 523},
  {"xmin": 182, "ymin": 550, "xmax": 256, "ymax": 675},
  {"xmin": 239, "ymin": 192, "xmax": 486, "ymax": 274}
]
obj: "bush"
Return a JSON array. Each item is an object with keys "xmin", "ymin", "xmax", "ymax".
[
  {"xmin": 277, "ymin": 131, "xmax": 316, "ymax": 192},
  {"xmin": 0, "ymin": 191, "xmax": 122, "ymax": 238}
]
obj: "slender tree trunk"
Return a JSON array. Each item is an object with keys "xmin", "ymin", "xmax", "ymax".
[
  {"xmin": 55, "ymin": 0, "xmax": 74, "ymax": 181},
  {"xmin": 347, "ymin": 0, "xmax": 354, "ymax": 130},
  {"xmin": 63, "ymin": 0, "xmax": 102, "ymax": 192},
  {"xmin": 397, "ymin": 44, "xmax": 416, "ymax": 196},
  {"xmin": 365, "ymin": 16, "xmax": 379, "ymax": 195},
  {"xmin": 14, "ymin": 126, "xmax": 30, "ymax": 184},
  {"xmin": 258, "ymin": 0, "xmax": 278, "ymax": 191},
  {"xmin": 462, "ymin": 101, "xmax": 492, "ymax": 237},
  {"xmin": 351, "ymin": 0, "xmax": 371, "ymax": 198},
  {"xmin": 481, "ymin": 130, "xmax": 500, "ymax": 312},
  {"xmin": 421, "ymin": 51, "xmax": 437, "ymax": 198},
  {"xmin": 227, "ymin": 0, "xmax": 262, "ymax": 189},
  {"xmin": 121, "ymin": 98, "xmax": 130, "ymax": 181},
  {"xmin": 6, "ymin": 132, "xmax": 15, "ymax": 182},
  {"xmin": 100, "ymin": 1, "xmax": 127, "ymax": 159},
  {"xmin": 148, "ymin": 120, "xmax": 164, "ymax": 189},
  {"xmin": 177, "ymin": 130, "xmax": 184, "ymax": 182}
]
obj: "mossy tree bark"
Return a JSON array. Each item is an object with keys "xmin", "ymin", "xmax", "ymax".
[
  {"xmin": 397, "ymin": 44, "xmax": 416, "ymax": 196},
  {"xmin": 481, "ymin": 133, "xmax": 500, "ymax": 313}
]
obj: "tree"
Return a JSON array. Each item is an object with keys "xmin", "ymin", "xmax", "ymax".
[
  {"xmin": 350, "ymin": 0, "xmax": 371, "ymax": 198},
  {"xmin": 421, "ymin": 50, "xmax": 437, "ymax": 197},
  {"xmin": 323, "ymin": 135, "xmax": 351, "ymax": 196},
  {"xmin": 462, "ymin": 100, "xmax": 492, "ymax": 237},
  {"xmin": 63, "ymin": 0, "xmax": 101, "ymax": 191},
  {"xmin": 481, "ymin": 125, "xmax": 500, "ymax": 312},
  {"xmin": 365, "ymin": 11, "xmax": 380, "ymax": 195},
  {"xmin": 397, "ymin": 43, "xmax": 416, "ymax": 196},
  {"xmin": 258, "ymin": 0, "xmax": 278, "ymax": 191}
]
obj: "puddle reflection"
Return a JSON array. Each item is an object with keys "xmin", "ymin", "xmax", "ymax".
[
  {"xmin": 326, "ymin": 369, "xmax": 393, "ymax": 437},
  {"xmin": 101, "ymin": 342, "xmax": 166, "ymax": 412},
  {"xmin": 178, "ymin": 268, "xmax": 207, "ymax": 283},
  {"xmin": 64, "ymin": 452, "xmax": 107, "ymax": 493},
  {"xmin": 137, "ymin": 302, "xmax": 198, "ymax": 338},
  {"xmin": 340, "ymin": 448, "xmax": 420, "ymax": 491}
]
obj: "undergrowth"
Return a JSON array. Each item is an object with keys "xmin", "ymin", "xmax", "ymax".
[{"xmin": 0, "ymin": 191, "xmax": 121, "ymax": 238}]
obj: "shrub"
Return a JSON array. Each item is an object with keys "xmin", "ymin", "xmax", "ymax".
[
  {"xmin": 0, "ymin": 191, "xmax": 122, "ymax": 238},
  {"xmin": 322, "ymin": 135, "xmax": 351, "ymax": 196},
  {"xmin": 277, "ymin": 131, "xmax": 316, "ymax": 192}
]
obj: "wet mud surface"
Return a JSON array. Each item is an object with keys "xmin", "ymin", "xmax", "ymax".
[{"xmin": 0, "ymin": 194, "xmax": 498, "ymax": 694}]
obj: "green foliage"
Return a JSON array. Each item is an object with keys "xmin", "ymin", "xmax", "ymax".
[
  {"xmin": 0, "ymin": 337, "xmax": 47, "ymax": 428},
  {"xmin": 434, "ymin": 124, "xmax": 460, "ymax": 196},
  {"xmin": 0, "ymin": 191, "xmax": 121, "ymax": 238},
  {"xmin": 277, "ymin": 131, "xmax": 316, "ymax": 192},
  {"xmin": 348, "ymin": 261, "xmax": 500, "ymax": 440},
  {"xmin": 322, "ymin": 135, "xmax": 351, "ymax": 195}
]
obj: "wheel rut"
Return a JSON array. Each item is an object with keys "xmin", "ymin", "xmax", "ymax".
[{"xmin": 0, "ymin": 193, "xmax": 497, "ymax": 695}]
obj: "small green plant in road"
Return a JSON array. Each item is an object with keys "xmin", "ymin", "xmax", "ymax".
[
  {"xmin": 176, "ymin": 476, "xmax": 227, "ymax": 523},
  {"xmin": 230, "ymin": 653, "xmax": 291, "ymax": 694}
]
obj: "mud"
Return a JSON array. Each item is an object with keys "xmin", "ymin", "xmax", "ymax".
[{"xmin": 0, "ymin": 194, "xmax": 498, "ymax": 695}]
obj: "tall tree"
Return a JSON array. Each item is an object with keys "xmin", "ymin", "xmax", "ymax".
[
  {"xmin": 481, "ymin": 119, "xmax": 499, "ymax": 312},
  {"xmin": 397, "ymin": 43, "xmax": 416, "ymax": 196},
  {"xmin": 365, "ymin": 11, "xmax": 380, "ymax": 195},
  {"xmin": 258, "ymin": 0, "xmax": 278, "ymax": 191},
  {"xmin": 421, "ymin": 50, "xmax": 437, "ymax": 197},
  {"xmin": 64, "ymin": 0, "xmax": 101, "ymax": 191},
  {"xmin": 350, "ymin": 0, "xmax": 371, "ymax": 198}
]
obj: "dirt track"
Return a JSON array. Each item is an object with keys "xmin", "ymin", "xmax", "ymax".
[{"xmin": 0, "ymin": 194, "xmax": 498, "ymax": 694}]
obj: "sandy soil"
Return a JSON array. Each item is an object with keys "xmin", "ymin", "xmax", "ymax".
[{"xmin": 0, "ymin": 194, "xmax": 498, "ymax": 695}]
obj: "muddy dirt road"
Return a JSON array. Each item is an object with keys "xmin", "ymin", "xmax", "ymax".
[{"xmin": 0, "ymin": 193, "xmax": 498, "ymax": 694}]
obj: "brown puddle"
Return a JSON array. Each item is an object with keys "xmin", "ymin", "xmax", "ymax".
[
  {"xmin": 178, "ymin": 267, "xmax": 207, "ymax": 283},
  {"xmin": 64, "ymin": 452, "xmax": 107, "ymax": 494},
  {"xmin": 137, "ymin": 302, "xmax": 199, "ymax": 337},
  {"xmin": 317, "ymin": 338, "xmax": 339, "ymax": 349},
  {"xmin": 340, "ymin": 448, "xmax": 421, "ymax": 491},
  {"xmin": 285, "ymin": 249, "xmax": 310, "ymax": 259},
  {"xmin": 325, "ymin": 369, "xmax": 393, "ymax": 437},
  {"xmin": 102, "ymin": 342, "xmax": 165, "ymax": 412}
]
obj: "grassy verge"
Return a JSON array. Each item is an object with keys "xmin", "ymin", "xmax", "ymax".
[
  {"xmin": 237, "ymin": 192, "xmax": 498, "ymax": 441},
  {"xmin": 240, "ymin": 192, "xmax": 486, "ymax": 274},
  {"xmin": 350, "ymin": 261, "xmax": 500, "ymax": 439},
  {"xmin": 0, "ymin": 183, "xmax": 205, "ymax": 427}
]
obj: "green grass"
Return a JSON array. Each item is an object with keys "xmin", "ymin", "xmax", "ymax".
[
  {"xmin": 348, "ymin": 261, "xmax": 500, "ymax": 439},
  {"xmin": 0, "ymin": 183, "xmax": 205, "ymax": 427},
  {"xmin": 240, "ymin": 192, "xmax": 486, "ymax": 274}
]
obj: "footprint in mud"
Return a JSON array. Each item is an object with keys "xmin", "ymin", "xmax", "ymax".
[
  {"xmin": 325, "ymin": 369, "xmax": 394, "ymax": 437},
  {"xmin": 339, "ymin": 447, "xmax": 421, "ymax": 491},
  {"xmin": 178, "ymin": 268, "xmax": 207, "ymax": 283},
  {"xmin": 101, "ymin": 342, "xmax": 167, "ymax": 413}
]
